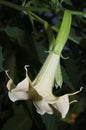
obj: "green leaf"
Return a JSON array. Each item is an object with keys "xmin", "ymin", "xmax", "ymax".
[
  {"xmin": 61, "ymin": 66, "xmax": 74, "ymax": 91},
  {"xmin": 44, "ymin": 23, "xmax": 55, "ymax": 51},
  {"xmin": 4, "ymin": 26, "xmax": 25, "ymax": 44},
  {"xmin": 33, "ymin": 31, "xmax": 48, "ymax": 63},
  {"xmin": 0, "ymin": 46, "xmax": 4, "ymax": 71},
  {"xmin": 69, "ymin": 28, "xmax": 82, "ymax": 45},
  {"xmin": 51, "ymin": 0, "xmax": 59, "ymax": 5},
  {"xmin": 61, "ymin": 0, "xmax": 72, "ymax": 5},
  {"xmin": 41, "ymin": 114, "xmax": 58, "ymax": 130},
  {"xmin": 63, "ymin": 57, "xmax": 80, "ymax": 88},
  {"xmin": 34, "ymin": 42, "xmax": 47, "ymax": 64},
  {"xmin": 3, "ymin": 47, "xmax": 16, "ymax": 80},
  {"xmin": 1, "ymin": 104, "xmax": 32, "ymax": 130}
]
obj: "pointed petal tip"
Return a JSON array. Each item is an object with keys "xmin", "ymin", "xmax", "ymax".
[
  {"xmin": 80, "ymin": 86, "xmax": 83, "ymax": 91},
  {"xmin": 5, "ymin": 70, "xmax": 10, "ymax": 79},
  {"xmin": 62, "ymin": 113, "xmax": 66, "ymax": 118},
  {"xmin": 5, "ymin": 69, "xmax": 9, "ymax": 73},
  {"xmin": 69, "ymin": 100, "xmax": 78, "ymax": 105},
  {"xmin": 24, "ymin": 65, "xmax": 30, "ymax": 78},
  {"xmin": 24, "ymin": 65, "xmax": 29, "ymax": 70},
  {"xmin": 68, "ymin": 86, "xmax": 84, "ymax": 96}
]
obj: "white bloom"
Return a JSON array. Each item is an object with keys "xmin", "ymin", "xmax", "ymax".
[
  {"xmin": 33, "ymin": 52, "xmax": 61, "ymax": 101},
  {"xmin": 6, "ymin": 53, "xmax": 83, "ymax": 118},
  {"xmin": 33, "ymin": 87, "xmax": 83, "ymax": 118},
  {"xmin": 6, "ymin": 65, "xmax": 29, "ymax": 102},
  {"xmin": 32, "ymin": 52, "xmax": 83, "ymax": 118}
]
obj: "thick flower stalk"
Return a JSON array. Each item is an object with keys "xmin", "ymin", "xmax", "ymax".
[{"xmin": 5, "ymin": 10, "xmax": 83, "ymax": 118}]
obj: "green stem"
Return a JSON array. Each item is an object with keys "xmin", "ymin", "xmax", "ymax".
[
  {"xmin": 53, "ymin": 10, "xmax": 72, "ymax": 54},
  {"xmin": 71, "ymin": 10, "xmax": 86, "ymax": 17},
  {"xmin": 52, "ymin": 26, "xmax": 79, "ymax": 44},
  {"xmin": 0, "ymin": 0, "xmax": 50, "ymax": 12},
  {"xmin": 0, "ymin": 0, "xmax": 49, "ymax": 24},
  {"xmin": 0, "ymin": 0, "xmax": 25, "ymax": 12},
  {"xmin": 28, "ymin": 11, "xmax": 46, "ymax": 24},
  {"xmin": 28, "ymin": 7, "xmax": 50, "ymax": 12}
]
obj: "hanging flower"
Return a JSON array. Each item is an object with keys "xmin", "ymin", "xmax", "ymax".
[
  {"xmin": 6, "ymin": 53, "xmax": 83, "ymax": 118},
  {"xmin": 5, "ymin": 10, "xmax": 83, "ymax": 118},
  {"xmin": 32, "ymin": 52, "xmax": 83, "ymax": 118}
]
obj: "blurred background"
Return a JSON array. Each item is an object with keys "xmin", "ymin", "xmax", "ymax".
[{"xmin": 0, "ymin": 0, "xmax": 86, "ymax": 130}]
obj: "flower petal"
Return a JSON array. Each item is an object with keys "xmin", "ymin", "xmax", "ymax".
[
  {"xmin": 52, "ymin": 95, "xmax": 69, "ymax": 118},
  {"xmin": 15, "ymin": 77, "xmax": 29, "ymax": 91},
  {"xmin": 7, "ymin": 79, "xmax": 15, "ymax": 91},
  {"xmin": 5, "ymin": 70, "xmax": 16, "ymax": 90},
  {"xmin": 8, "ymin": 90, "xmax": 29, "ymax": 102},
  {"xmin": 14, "ymin": 65, "xmax": 30, "ymax": 91},
  {"xmin": 33, "ymin": 53, "xmax": 60, "ymax": 101},
  {"xmin": 33, "ymin": 100, "xmax": 53, "ymax": 115},
  {"xmin": 55, "ymin": 63, "xmax": 63, "ymax": 88}
]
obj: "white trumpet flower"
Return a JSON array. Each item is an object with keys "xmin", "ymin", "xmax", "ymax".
[
  {"xmin": 33, "ymin": 52, "xmax": 61, "ymax": 101},
  {"xmin": 6, "ymin": 52, "xmax": 83, "ymax": 118},
  {"xmin": 6, "ymin": 65, "xmax": 29, "ymax": 102}
]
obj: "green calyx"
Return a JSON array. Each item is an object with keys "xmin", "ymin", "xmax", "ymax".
[{"xmin": 53, "ymin": 10, "xmax": 72, "ymax": 55}]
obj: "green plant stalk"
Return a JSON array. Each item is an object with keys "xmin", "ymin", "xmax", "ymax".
[
  {"xmin": 53, "ymin": 10, "xmax": 72, "ymax": 54},
  {"xmin": 0, "ymin": 0, "xmax": 50, "ymax": 12},
  {"xmin": 71, "ymin": 10, "xmax": 86, "ymax": 17},
  {"xmin": 28, "ymin": 11, "xmax": 46, "ymax": 24},
  {"xmin": 0, "ymin": 0, "xmax": 49, "ymax": 23},
  {"xmin": 52, "ymin": 26, "xmax": 79, "ymax": 44},
  {"xmin": 0, "ymin": 0, "xmax": 25, "ymax": 12}
]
